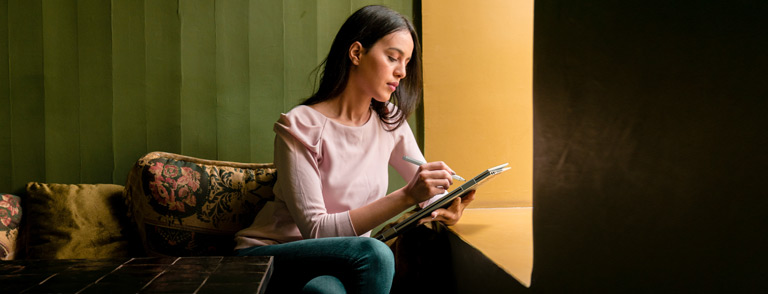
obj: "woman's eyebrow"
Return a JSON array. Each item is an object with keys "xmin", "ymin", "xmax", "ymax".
[
  {"xmin": 387, "ymin": 47, "xmax": 404, "ymax": 55},
  {"xmin": 387, "ymin": 47, "xmax": 411, "ymax": 59}
]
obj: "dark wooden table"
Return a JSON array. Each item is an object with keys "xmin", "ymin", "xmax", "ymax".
[{"xmin": 0, "ymin": 256, "xmax": 272, "ymax": 294}]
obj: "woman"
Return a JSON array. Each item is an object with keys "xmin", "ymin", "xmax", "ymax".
[{"xmin": 235, "ymin": 5, "xmax": 474, "ymax": 293}]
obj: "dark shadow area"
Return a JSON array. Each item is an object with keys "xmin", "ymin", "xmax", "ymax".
[
  {"xmin": 390, "ymin": 223, "xmax": 528, "ymax": 293},
  {"xmin": 390, "ymin": 224, "xmax": 454, "ymax": 293},
  {"xmin": 532, "ymin": 0, "xmax": 768, "ymax": 292}
]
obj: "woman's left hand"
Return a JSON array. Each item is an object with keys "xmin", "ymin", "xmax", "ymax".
[{"xmin": 418, "ymin": 190, "xmax": 476, "ymax": 226}]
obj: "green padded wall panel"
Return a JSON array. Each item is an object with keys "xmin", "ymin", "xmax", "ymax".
[{"xmin": 0, "ymin": 0, "xmax": 416, "ymax": 195}]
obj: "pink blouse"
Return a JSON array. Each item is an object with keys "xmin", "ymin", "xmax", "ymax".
[{"xmin": 234, "ymin": 105, "xmax": 425, "ymax": 249}]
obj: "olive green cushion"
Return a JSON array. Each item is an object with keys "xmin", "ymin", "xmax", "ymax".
[{"xmin": 24, "ymin": 182, "xmax": 134, "ymax": 259}]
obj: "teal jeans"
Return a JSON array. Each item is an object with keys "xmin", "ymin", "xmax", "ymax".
[{"xmin": 235, "ymin": 237, "xmax": 395, "ymax": 294}]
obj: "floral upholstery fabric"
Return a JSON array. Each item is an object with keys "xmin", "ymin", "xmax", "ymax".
[
  {"xmin": 124, "ymin": 152, "xmax": 276, "ymax": 256},
  {"xmin": 0, "ymin": 194, "xmax": 22, "ymax": 260}
]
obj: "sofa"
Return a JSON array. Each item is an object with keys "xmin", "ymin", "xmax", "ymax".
[
  {"xmin": 0, "ymin": 151, "xmax": 277, "ymax": 260},
  {"xmin": 0, "ymin": 151, "xmax": 473, "ymax": 293}
]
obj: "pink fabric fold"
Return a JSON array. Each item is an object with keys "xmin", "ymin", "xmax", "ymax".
[{"xmin": 273, "ymin": 110, "xmax": 326, "ymax": 157}]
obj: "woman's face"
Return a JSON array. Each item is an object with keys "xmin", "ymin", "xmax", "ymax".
[{"xmin": 351, "ymin": 30, "xmax": 414, "ymax": 103}]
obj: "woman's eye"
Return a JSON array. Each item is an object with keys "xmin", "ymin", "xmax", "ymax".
[{"xmin": 388, "ymin": 56, "xmax": 397, "ymax": 62}]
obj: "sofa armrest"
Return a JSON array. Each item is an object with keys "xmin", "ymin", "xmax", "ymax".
[{"xmin": 124, "ymin": 152, "xmax": 276, "ymax": 256}]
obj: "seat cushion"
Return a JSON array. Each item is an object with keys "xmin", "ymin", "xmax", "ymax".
[{"xmin": 124, "ymin": 152, "xmax": 276, "ymax": 256}]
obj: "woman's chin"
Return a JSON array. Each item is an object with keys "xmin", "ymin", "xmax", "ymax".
[{"xmin": 372, "ymin": 95, "xmax": 391, "ymax": 104}]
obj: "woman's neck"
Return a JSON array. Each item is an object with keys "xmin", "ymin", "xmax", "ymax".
[{"xmin": 310, "ymin": 93, "xmax": 371, "ymax": 127}]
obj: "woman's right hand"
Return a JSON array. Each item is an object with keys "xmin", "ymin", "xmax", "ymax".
[{"xmin": 403, "ymin": 161, "xmax": 457, "ymax": 205}]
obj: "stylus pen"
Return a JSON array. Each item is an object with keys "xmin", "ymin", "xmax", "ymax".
[{"xmin": 402, "ymin": 156, "xmax": 466, "ymax": 181}]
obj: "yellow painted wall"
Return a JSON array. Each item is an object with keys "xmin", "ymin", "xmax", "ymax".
[{"xmin": 422, "ymin": 0, "xmax": 533, "ymax": 207}]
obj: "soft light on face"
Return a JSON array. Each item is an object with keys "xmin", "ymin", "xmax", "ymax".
[{"xmin": 353, "ymin": 30, "xmax": 414, "ymax": 103}]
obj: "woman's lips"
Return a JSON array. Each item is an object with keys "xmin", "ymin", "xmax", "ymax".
[{"xmin": 387, "ymin": 82, "xmax": 398, "ymax": 92}]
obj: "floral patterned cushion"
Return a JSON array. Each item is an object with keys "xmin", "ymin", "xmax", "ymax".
[
  {"xmin": 0, "ymin": 194, "xmax": 22, "ymax": 260},
  {"xmin": 124, "ymin": 152, "xmax": 276, "ymax": 256}
]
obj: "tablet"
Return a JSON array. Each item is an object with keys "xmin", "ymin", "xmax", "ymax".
[{"xmin": 374, "ymin": 163, "xmax": 510, "ymax": 242}]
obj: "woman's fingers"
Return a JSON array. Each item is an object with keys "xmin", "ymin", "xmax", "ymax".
[
  {"xmin": 425, "ymin": 178, "xmax": 451, "ymax": 195},
  {"xmin": 420, "ymin": 161, "xmax": 456, "ymax": 177},
  {"xmin": 419, "ymin": 169, "xmax": 453, "ymax": 186},
  {"xmin": 418, "ymin": 211, "xmax": 440, "ymax": 225},
  {"xmin": 461, "ymin": 190, "xmax": 476, "ymax": 204},
  {"xmin": 405, "ymin": 161, "xmax": 458, "ymax": 203},
  {"xmin": 417, "ymin": 208, "xmax": 457, "ymax": 225},
  {"xmin": 418, "ymin": 191, "xmax": 477, "ymax": 226}
]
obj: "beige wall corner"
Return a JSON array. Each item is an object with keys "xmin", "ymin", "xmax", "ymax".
[
  {"xmin": 422, "ymin": 0, "xmax": 534, "ymax": 288},
  {"xmin": 422, "ymin": 0, "xmax": 533, "ymax": 208}
]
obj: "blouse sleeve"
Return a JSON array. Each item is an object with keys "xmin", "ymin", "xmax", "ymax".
[
  {"xmin": 388, "ymin": 120, "xmax": 423, "ymax": 182},
  {"xmin": 273, "ymin": 113, "xmax": 358, "ymax": 239},
  {"xmin": 388, "ymin": 120, "xmax": 442, "ymax": 208}
]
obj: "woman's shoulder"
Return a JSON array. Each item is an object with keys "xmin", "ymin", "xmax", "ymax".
[
  {"xmin": 282, "ymin": 105, "xmax": 327, "ymax": 123},
  {"xmin": 274, "ymin": 105, "xmax": 328, "ymax": 149}
]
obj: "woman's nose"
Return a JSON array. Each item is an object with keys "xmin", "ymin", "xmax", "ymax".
[{"xmin": 394, "ymin": 63, "xmax": 406, "ymax": 79}]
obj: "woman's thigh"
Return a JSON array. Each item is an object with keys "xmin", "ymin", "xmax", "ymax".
[{"xmin": 236, "ymin": 237, "xmax": 394, "ymax": 294}]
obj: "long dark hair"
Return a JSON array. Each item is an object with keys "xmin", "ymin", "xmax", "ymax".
[{"xmin": 302, "ymin": 5, "xmax": 422, "ymax": 131}]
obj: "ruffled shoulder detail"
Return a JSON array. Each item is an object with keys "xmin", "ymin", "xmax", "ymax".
[{"xmin": 273, "ymin": 105, "xmax": 328, "ymax": 155}]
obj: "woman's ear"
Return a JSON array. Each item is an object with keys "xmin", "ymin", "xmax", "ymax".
[{"xmin": 349, "ymin": 41, "xmax": 363, "ymax": 66}]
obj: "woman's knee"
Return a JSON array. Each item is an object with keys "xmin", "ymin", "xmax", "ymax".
[
  {"xmin": 303, "ymin": 275, "xmax": 346, "ymax": 294},
  {"xmin": 350, "ymin": 238, "xmax": 394, "ymax": 271}
]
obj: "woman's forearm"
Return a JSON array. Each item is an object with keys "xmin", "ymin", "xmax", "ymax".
[{"xmin": 348, "ymin": 187, "xmax": 417, "ymax": 235}]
